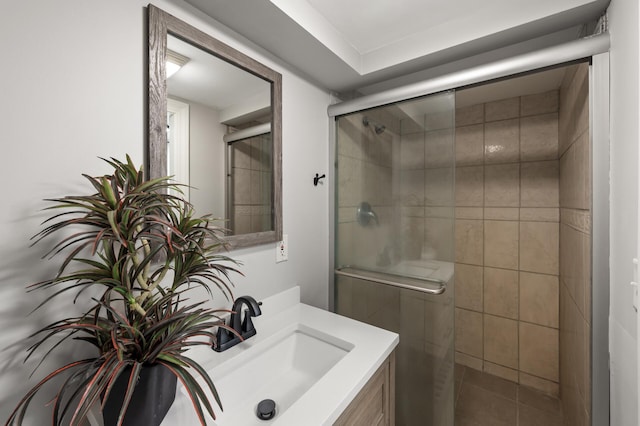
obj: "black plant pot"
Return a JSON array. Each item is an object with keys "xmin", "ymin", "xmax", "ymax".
[{"xmin": 103, "ymin": 363, "xmax": 177, "ymax": 426}]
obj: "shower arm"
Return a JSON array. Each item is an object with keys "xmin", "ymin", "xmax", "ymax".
[{"xmin": 362, "ymin": 116, "xmax": 386, "ymax": 135}]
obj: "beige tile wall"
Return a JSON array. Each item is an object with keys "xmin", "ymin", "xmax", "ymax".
[
  {"xmin": 336, "ymin": 111, "xmax": 396, "ymax": 268},
  {"xmin": 336, "ymin": 101, "xmax": 456, "ymax": 275},
  {"xmin": 231, "ymin": 134, "xmax": 273, "ymax": 233},
  {"xmin": 559, "ymin": 62, "xmax": 591, "ymax": 426},
  {"xmin": 399, "ymin": 109, "xmax": 456, "ymax": 262},
  {"xmin": 454, "ymin": 90, "xmax": 562, "ymax": 396}
]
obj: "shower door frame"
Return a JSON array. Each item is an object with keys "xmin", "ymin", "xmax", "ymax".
[
  {"xmin": 328, "ymin": 35, "xmax": 611, "ymax": 426},
  {"xmin": 590, "ymin": 51, "xmax": 610, "ymax": 426}
]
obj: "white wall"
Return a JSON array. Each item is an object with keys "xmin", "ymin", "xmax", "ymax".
[
  {"xmin": 608, "ymin": 0, "xmax": 639, "ymax": 425},
  {"xmin": 0, "ymin": 0, "xmax": 330, "ymax": 423}
]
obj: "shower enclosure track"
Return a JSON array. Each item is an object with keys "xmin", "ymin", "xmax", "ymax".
[{"xmin": 328, "ymin": 33, "xmax": 609, "ymax": 118}]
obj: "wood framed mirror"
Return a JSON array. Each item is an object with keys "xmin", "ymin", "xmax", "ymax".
[{"xmin": 148, "ymin": 4, "xmax": 282, "ymax": 249}]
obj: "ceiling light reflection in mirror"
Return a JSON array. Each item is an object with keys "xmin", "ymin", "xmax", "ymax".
[{"xmin": 166, "ymin": 50, "xmax": 189, "ymax": 78}]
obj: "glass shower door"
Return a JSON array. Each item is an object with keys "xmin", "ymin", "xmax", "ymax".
[{"xmin": 334, "ymin": 92, "xmax": 455, "ymax": 426}]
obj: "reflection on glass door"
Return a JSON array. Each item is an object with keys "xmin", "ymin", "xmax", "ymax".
[
  {"xmin": 226, "ymin": 132, "xmax": 273, "ymax": 235},
  {"xmin": 334, "ymin": 92, "xmax": 455, "ymax": 426}
]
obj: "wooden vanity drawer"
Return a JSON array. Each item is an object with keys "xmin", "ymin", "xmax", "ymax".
[{"xmin": 334, "ymin": 351, "xmax": 395, "ymax": 426}]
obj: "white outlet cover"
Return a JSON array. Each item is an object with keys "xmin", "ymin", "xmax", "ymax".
[{"xmin": 276, "ymin": 234, "xmax": 289, "ymax": 263}]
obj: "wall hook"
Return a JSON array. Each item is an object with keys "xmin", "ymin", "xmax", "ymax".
[{"xmin": 313, "ymin": 173, "xmax": 326, "ymax": 186}]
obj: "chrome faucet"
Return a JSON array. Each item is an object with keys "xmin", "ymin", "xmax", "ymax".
[{"xmin": 213, "ymin": 296, "xmax": 262, "ymax": 352}]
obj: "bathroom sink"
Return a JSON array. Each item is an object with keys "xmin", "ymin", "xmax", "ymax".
[
  {"xmin": 185, "ymin": 324, "xmax": 354, "ymax": 425},
  {"xmin": 162, "ymin": 287, "xmax": 398, "ymax": 426}
]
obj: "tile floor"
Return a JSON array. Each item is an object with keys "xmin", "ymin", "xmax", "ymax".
[{"xmin": 455, "ymin": 364, "xmax": 563, "ymax": 426}]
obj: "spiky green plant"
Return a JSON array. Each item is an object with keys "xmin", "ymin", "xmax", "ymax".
[{"xmin": 6, "ymin": 155, "xmax": 240, "ymax": 426}]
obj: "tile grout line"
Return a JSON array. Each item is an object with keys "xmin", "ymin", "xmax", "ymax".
[
  {"xmin": 455, "ymin": 365, "xmax": 466, "ymax": 408},
  {"xmin": 516, "ymin": 381, "xmax": 521, "ymax": 426},
  {"xmin": 456, "ymin": 362, "xmax": 566, "ymax": 423}
]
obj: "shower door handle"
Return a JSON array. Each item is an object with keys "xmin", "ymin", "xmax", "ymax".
[{"xmin": 335, "ymin": 267, "xmax": 447, "ymax": 295}]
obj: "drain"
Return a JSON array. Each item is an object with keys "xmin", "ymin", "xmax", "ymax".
[{"xmin": 256, "ymin": 399, "xmax": 276, "ymax": 420}]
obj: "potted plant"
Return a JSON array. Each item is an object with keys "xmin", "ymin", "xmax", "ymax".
[{"xmin": 6, "ymin": 156, "xmax": 240, "ymax": 426}]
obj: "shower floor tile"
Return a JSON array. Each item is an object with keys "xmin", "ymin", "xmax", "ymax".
[{"xmin": 454, "ymin": 364, "xmax": 563, "ymax": 426}]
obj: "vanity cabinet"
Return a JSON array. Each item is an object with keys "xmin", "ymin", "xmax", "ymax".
[{"xmin": 334, "ymin": 351, "xmax": 396, "ymax": 426}]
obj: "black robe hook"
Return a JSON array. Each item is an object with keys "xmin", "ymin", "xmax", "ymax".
[{"xmin": 313, "ymin": 173, "xmax": 326, "ymax": 186}]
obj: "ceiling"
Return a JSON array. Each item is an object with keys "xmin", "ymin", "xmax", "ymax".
[
  {"xmin": 167, "ymin": 34, "xmax": 270, "ymax": 113},
  {"xmin": 183, "ymin": 0, "xmax": 609, "ymax": 94}
]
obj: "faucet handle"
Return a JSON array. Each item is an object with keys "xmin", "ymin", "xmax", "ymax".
[{"xmin": 214, "ymin": 321, "xmax": 233, "ymax": 350}]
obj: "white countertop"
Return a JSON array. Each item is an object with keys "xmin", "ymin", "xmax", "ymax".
[{"xmin": 162, "ymin": 287, "xmax": 399, "ymax": 425}]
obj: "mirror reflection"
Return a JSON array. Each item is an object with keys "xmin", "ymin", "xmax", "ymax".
[
  {"xmin": 165, "ymin": 34, "xmax": 273, "ymax": 235},
  {"xmin": 224, "ymin": 128, "xmax": 273, "ymax": 234}
]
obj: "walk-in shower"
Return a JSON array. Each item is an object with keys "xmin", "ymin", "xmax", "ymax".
[
  {"xmin": 334, "ymin": 92, "xmax": 456, "ymax": 425},
  {"xmin": 330, "ymin": 33, "xmax": 610, "ymax": 426}
]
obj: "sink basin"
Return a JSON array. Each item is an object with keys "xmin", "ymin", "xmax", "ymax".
[
  {"xmin": 162, "ymin": 287, "xmax": 398, "ymax": 426},
  {"xmin": 185, "ymin": 324, "xmax": 354, "ymax": 425}
]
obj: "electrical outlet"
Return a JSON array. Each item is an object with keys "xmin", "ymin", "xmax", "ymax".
[{"xmin": 276, "ymin": 234, "xmax": 288, "ymax": 263}]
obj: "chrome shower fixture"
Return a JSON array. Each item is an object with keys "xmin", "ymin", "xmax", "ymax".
[
  {"xmin": 362, "ymin": 116, "xmax": 386, "ymax": 134},
  {"xmin": 356, "ymin": 201, "xmax": 379, "ymax": 226}
]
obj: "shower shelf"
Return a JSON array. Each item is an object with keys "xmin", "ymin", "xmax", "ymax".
[{"xmin": 335, "ymin": 266, "xmax": 446, "ymax": 295}]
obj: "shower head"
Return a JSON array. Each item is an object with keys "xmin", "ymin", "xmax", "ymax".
[{"xmin": 362, "ymin": 116, "xmax": 386, "ymax": 135}]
